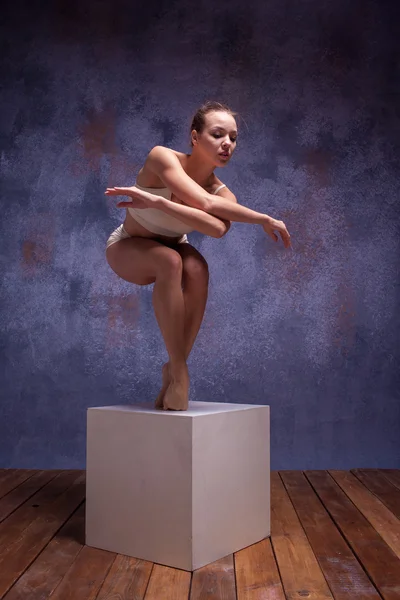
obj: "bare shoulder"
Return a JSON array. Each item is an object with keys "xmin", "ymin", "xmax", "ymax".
[
  {"xmin": 211, "ymin": 175, "xmax": 238, "ymax": 203},
  {"xmin": 147, "ymin": 145, "xmax": 186, "ymax": 166},
  {"xmin": 138, "ymin": 146, "xmax": 185, "ymax": 187},
  {"xmin": 172, "ymin": 149, "xmax": 190, "ymax": 165}
]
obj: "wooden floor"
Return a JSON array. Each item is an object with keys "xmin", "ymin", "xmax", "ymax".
[{"xmin": 0, "ymin": 469, "xmax": 399, "ymax": 599}]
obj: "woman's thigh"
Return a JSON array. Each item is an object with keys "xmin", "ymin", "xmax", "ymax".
[{"xmin": 106, "ymin": 237, "xmax": 182, "ymax": 285}]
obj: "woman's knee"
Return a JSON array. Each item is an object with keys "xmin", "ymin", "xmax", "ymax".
[
  {"xmin": 155, "ymin": 249, "xmax": 183, "ymax": 279},
  {"xmin": 183, "ymin": 253, "xmax": 209, "ymax": 283}
]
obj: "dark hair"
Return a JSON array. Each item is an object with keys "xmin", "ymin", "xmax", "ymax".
[{"xmin": 190, "ymin": 101, "xmax": 238, "ymax": 147}]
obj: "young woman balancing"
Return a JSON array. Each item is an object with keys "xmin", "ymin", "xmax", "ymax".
[{"xmin": 105, "ymin": 101, "xmax": 291, "ymax": 411}]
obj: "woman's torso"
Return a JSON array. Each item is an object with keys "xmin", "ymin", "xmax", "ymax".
[{"xmin": 122, "ymin": 148, "xmax": 219, "ymax": 242}]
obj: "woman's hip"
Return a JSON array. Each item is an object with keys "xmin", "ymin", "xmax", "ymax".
[
  {"xmin": 106, "ymin": 224, "xmax": 131, "ymax": 249},
  {"xmin": 106, "ymin": 224, "xmax": 189, "ymax": 250}
]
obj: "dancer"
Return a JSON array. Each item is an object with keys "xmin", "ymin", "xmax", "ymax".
[{"xmin": 105, "ymin": 101, "xmax": 291, "ymax": 411}]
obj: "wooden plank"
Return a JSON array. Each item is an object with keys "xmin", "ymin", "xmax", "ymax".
[
  {"xmin": 0, "ymin": 470, "xmax": 57, "ymax": 524},
  {"xmin": 330, "ymin": 470, "xmax": 400, "ymax": 559},
  {"xmin": 0, "ymin": 472, "xmax": 86, "ymax": 598},
  {"xmin": 352, "ymin": 469, "xmax": 400, "ymax": 519},
  {"xmin": 96, "ymin": 554, "xmax": 153, "ymax": 600},
  {"xmin": 0, "ymin": 470, "xmax": 36, "ymax": 499},
  {"xmin": 280, "ymin": 470, "xmax": 381, "ymax": 600},
  {"xmin": 144, "ymin": 564, "xmax": 191, "ymax": 600},
  {"xmin": 0, "ymin": 471, "xmax": 17, "ymax": 483},
  {"xmin": 3, "ymin": 503, "xmax": 86, "ymax": 600},
  {"xmin": 235, "ymin": 538, "xmax": 285, "ymax": 600},
  {"xmin": 271, "ymin": 471, "xmax": 333, "ymax": 600},
  {"xmin": 0, "ymin": 470, "xmax": 81, "ymax": 552},
  {"xmin": 190, "ymin": 555, "xmax": 236, "ymax": 600},
  {"xmin": 381, "ymin": 470, "xmax": 400, "ymax": 491},
  {"xmin": 48, "ymin": 545, "xmax": 116, "ymax": 600},
  {"xmin": 0, "ymin": 470, "xmax": 22, "ymax": 483},
  {"xmin": 306, "ymin": 470, "xmax": 400, "ymax": 600}
]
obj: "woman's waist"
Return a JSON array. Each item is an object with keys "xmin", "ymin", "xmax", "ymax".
[
  {"xmin": 125, "ymin": 206, "xmax": 193, "ymax": 237},
  {"xmin": 123, "ymin": 212, "xmax": 183, "ymax": 243}
]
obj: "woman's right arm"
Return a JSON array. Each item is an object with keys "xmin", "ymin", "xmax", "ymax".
[{"xmin": 148, "ymin": 146, "xmax": 270, "ymax": 225}]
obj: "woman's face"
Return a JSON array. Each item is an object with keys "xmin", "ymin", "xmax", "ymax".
[{"xmin": 193, "ymin": 110, "xmax": 238, "ymax": 167}]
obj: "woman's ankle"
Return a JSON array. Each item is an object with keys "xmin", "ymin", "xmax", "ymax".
[{"xmin": 169, "ymin": 359, "xmax": 188, "ymax": 379}]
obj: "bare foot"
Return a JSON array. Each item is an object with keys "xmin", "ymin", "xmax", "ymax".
[
  {"xmin": 155, "ymin": 363, "xmax": 170, "ymax": 410},
  {"xmin": 163, "ymin": 365, "xmax": 189, "ymax": 411}
]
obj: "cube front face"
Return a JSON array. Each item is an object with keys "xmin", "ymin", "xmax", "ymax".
[
  {"xmin": 86, "ymin": 409, "xmax": 193, "ymax": 570},
  {"xmin": 192, "ymin": 407, "xmax": 270, "ymax": 569}
]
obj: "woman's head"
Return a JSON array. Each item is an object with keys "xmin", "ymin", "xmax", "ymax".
[{"xmin": 190, "ymin": 101, "xmax": 238, "ymax": 167}]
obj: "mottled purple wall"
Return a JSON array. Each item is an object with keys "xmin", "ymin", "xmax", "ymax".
[{"xmin": 1, "ymin": 0, "xmax": 399, "ymax": 469}]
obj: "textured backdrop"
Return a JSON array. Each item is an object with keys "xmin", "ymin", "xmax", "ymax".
[{"xmin": 1, "ymin": 0, "xmax": 399, "ymax": 469}]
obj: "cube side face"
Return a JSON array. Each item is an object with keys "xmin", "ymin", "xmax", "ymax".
[
  {"xmin": 86, "ymin": 409, "xmax": 193, "ymax": 570},
  {"xmin": 192, "ymin": 406, "xmax": 270, "ymax": 569}
]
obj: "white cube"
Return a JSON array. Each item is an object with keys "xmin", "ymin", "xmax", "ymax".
[{"xmin": 86, "ymin": 401, "xmax": 270, "ymax": 571}]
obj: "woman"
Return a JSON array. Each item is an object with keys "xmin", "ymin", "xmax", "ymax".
[{"xmin": 105, "ymin": 101, "xmax": 291, "ymax": 411}]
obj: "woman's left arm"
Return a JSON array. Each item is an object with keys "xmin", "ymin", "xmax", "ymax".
[
  {"xmin": 207, "ymin": 185, "xmax": 238, "ymax": 234},
  {"xmin": 153, "ymin": 192, "xmax": 234, "ymax": 238}
]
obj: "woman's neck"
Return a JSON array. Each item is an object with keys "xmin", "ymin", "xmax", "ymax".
[{"xmin": 184, "ymin": 150, "xmax": 215, "ymax": 186}]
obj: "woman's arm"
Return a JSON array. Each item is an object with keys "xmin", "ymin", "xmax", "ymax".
[
  {"xmin": 106, "ymin": 145, "xmax": 291, "ymax": 246},
  {"xmin": 107, "ymin": 185, "xmax": 290, "ymax": 247},
  {"xmin": 148, "ymin": 146, "xmax": 271, "ymax": 225},
  {"xmin": 106, "ymin": 186, "xmax": 232, "ymax": 238},
  {"xmin": 150, "ymin": 196, "xmax": 232, "ymax": 238}
]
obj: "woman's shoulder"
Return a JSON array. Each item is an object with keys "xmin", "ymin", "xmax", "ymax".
[
  {"xmin": 207, "ymin": 174, "xmax": 225, "ymax": 194},
  {"xmin": 137, "ymin": 146, "xmax": 184, "ymax": 187},
  {"xmin": 147, "ymin": 145, "xmax": 187, "ymax": 164},
  {"xmin": 140, "ymin": 146, "xmax": 229, "ymax": 195},
  {"xmin": 208, "ymin": 174, "xmax": 237, "ymax": 202}
]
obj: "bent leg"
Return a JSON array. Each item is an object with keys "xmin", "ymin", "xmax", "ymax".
[
  {"xmin": 156, "ymin": 243, "xmax": 209, "ymax": 408},
  {"xmin": 106, "ymin": 238, "xmax": 189, "ymax": 410}
]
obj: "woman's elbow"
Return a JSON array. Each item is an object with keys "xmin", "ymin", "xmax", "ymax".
[{"xmin": 215, "ymin": 220, "xmax": 231, "ymax": 238}]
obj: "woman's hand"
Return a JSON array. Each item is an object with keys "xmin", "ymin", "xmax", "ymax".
[
  {"xmin": 105, "ymin": 186, "xmax": 155, "ymax": 209},
  {"xmin": 262, "ymin": 217, "xmax": 292, "ymax": 248}
]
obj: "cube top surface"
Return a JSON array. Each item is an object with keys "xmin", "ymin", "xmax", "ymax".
[{"xmin": 88, "ymin": 400, "xmax": 269, "ymax": 417}]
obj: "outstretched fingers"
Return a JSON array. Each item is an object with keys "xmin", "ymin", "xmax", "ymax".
[
  {"xmin": 104, "ymin": 187, "xmax": 135, "ymax": 208},
  {"xmin": 105, "ymin": 187, "xmax": 133, "ymax": 196}
]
